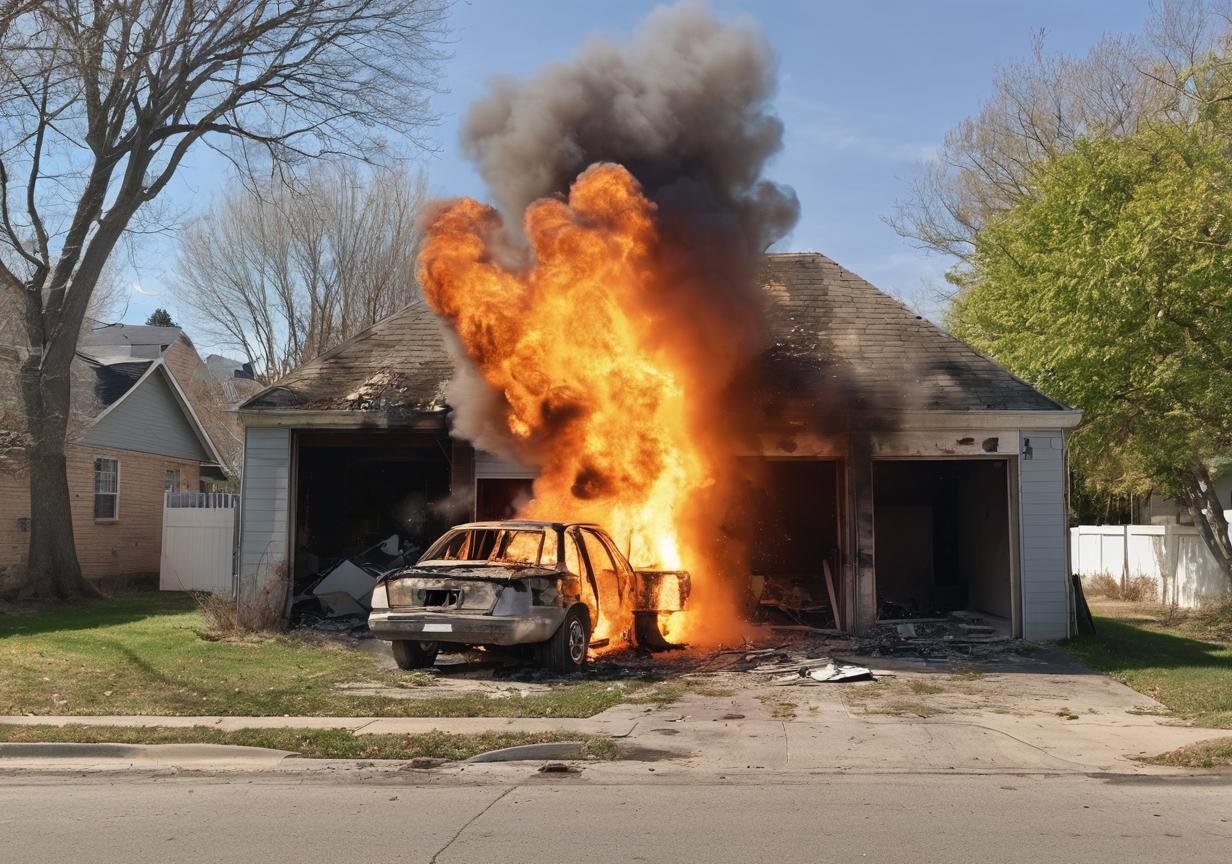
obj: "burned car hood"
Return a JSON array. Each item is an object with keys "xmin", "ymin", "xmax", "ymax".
[{"xmin": 384, "ymin": 563, "xmax": 559, "ymax": 584}]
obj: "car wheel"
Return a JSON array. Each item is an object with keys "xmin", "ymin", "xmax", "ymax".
[
  {"xmin": 539, "ymin": 606, "xmax": 590, "ymax": 673},
  {"xmin": 391, "ymin": 640, "xmax": 439, "ymax": 670}
]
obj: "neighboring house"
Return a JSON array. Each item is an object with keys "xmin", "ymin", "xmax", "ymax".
[
  {"xmin": 0, "ymin": 354, "xmax": 226, "ymax": 585},
  {"xmin": 235, "ymin": 253, "xmax": 1082, "ymax": 639},
  {"xmin": 1143, "ymin": 462, "xmax": 1232, "ymax": 525},
  {"xmin": 204, "ymin": 354, "xmax": 262, "ymax": 409},
  {"xmin": 0, "ymin": 321, "xmax": 230, "ymax": 586}
]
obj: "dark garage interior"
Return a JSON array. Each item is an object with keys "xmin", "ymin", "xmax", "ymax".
[
  {"xmin": 292, "ymin": 432, "xmax": 455, "ymax": 590},
  {"xmin": 873, "ymin": 459, "xmax": 1013, "ymax": 623},
  {"xmin": 742, "ymin": 459, "xmax": 842, "ymax": 620}
]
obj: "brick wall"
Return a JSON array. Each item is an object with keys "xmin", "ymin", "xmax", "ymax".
[{"xmin": 0, "ymin": 444, "xmax": 200, "ymax": 583}]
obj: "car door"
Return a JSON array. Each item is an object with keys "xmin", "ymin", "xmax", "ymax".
[
  {"xmin": 564, "ymin": 528, "xmax": 599, "ymax": 628},
  {"xmin": 579, "ymin": 528, "xmax": 625, "ymax": 627}
]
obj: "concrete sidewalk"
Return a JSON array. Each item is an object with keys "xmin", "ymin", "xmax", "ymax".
[{"xmin": 2, "ymin": 669, "xmax": 1226, "ymax": 776}]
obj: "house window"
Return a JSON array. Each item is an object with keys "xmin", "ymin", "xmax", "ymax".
[
  {"xmin": 94, "ymin": 458, "xmax": 119, "ymax": 520},
  {"xmin": 164, "ymin": 468, "xmax": 181, "ymax": 492}
]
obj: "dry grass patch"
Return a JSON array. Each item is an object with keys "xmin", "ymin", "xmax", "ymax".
[
  {"xmin": 756, "ymin": 694, "xmax": 798, "ymax": 719},
  {"xmin": 1142, "ymin": 737, "xmax": 1232, "ymax": 769},
  {"xmin": 0, "ymin": 724, "xmax": 618, "ymax": 761}
]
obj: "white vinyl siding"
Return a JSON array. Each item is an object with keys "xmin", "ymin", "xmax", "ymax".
[
  {"xmin": 238, "ymin": 427, "xmax": 291, "ymax": 588},
  {"xmin": 1018, "ymin": 431, "xmax": 1070, "ymax": 640},
  {"xmin": 94, "ymin": 457, "xmax": 119, "ymax": 520}
]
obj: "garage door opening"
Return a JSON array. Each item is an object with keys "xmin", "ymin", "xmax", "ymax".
[
  {"xmin": 873, "ymin": 459, "xmax": 1013, "ymax": 630},
  {"xmin": 741, "ymin": 459, "xmax": 842, "ymax": 625},
  {"xmin": 475, "ymin": 478, "xmax": 534, "ymax": 521},
  {"xmin": 292, "ymin": 432, "xmax": 455, "ymax": 594}
]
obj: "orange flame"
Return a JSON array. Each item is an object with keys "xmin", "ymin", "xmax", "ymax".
[{"xmin": 418, "ymin": 164, "xmax": 743, "ymax": 645}]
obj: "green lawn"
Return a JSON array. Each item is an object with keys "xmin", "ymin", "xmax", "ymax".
[
  {"xmin": 0, "ymin": 724, "xmax": 617, "ymax": 761},
  {"xmin": 0, "ymin": 592, "xmax": 640, "ymax": 717},
  {"xmin": 1066, "ymin": 613, "xmax": 1232, "ymax": 729}
]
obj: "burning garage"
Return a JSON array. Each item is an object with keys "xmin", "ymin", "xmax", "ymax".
[
  {"xmin": 234, "ymin": 4, "xmax": 1080, "ymax": 647},
  {"xmin": 237, "ymin": 252, "xmax": 1079, "ymax": 643}
]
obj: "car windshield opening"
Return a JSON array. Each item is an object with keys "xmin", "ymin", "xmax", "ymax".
[{"xmin": 421, "ymin": 528, "xmax": 547, "ymax": 566}]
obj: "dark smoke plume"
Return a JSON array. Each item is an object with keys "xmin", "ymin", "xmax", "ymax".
[
  {"xmin": 436, "ymin": 2, "xmax": 800, "ymax": 610},
  {"xmin": 461, "ymin": 1, "xmax": 799, "ymax": 253}
]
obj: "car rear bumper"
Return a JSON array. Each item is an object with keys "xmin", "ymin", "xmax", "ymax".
[{"xmin": 368, "ymin": 609, "xmax": 563, "ymax": 646}]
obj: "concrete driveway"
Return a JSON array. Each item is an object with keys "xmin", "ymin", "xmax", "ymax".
[{"xmin": 575, "ymin": 646, "xmax": 1226, "ymax": 775}]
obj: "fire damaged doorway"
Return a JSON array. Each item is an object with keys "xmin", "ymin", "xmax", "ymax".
[
  {"xmin": 873, "ymin": 459, "xmax": 1016, "ymax": 633},
  {"xmin": 291, "ymin": 432, "xmax": 456, "ymax": 594},
  {"xmin": 743, "ymin": 459, "xmax": 843, "ymax": 626}
]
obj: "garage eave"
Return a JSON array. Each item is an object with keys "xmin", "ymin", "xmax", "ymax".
[
  {"xmin": 893, "ymin": 409, "xmax": 1082, "ymax": 431},
  {"xmin": 238, "ymin": 407, "xmax": 449, "ymax": 431}
]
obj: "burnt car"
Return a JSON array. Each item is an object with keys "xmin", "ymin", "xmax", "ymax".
[{"xmin": 368, "ymin": 520, "xmax": 689, "ymax": 672}]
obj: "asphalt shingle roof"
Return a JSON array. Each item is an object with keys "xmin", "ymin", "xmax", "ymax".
[
  {"xmin": 758, "ymin": 253, "xmax": 1066, "ymax": 414},
  {"xmin": 244, "ymin": 299, "xmax": 454, "ymax": 415},
  {"xmin": 242, "ymin": 253, "xmax": 1068, "ymax": 419}
]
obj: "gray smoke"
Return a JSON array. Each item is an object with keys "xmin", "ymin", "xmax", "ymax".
[
  {"xmin": 444, "ymin": 3, "xmax": 800, "ymax": 593},
  {"xmin": 461, "ymin": 1, "xmax": 798, "ymax": 253}
]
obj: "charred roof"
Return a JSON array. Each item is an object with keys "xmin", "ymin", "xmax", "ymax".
[{"xmin": 240, "ymin": 252, "xmax": 1070, "ymax": 422}]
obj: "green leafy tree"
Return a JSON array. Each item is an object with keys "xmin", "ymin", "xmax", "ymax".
[
  {"xmin": 144, "ymin": 308, "xmax": 176, "ymax": 328},
  {"xmin": 949, "ymin": 128, "xmax": 1232, "ymax": 585}
]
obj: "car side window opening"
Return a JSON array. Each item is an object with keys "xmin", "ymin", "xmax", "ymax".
[
  {"xmin": 597, "ymin": 532, "xmax": 633, "ymax": 603},
  {"xmin": 563, "ymin": 532, "xmax": 584, "ymax": 578},
  {"xmin": 499, "ymin": 530, "xmax": 542, "ymax": 565}
]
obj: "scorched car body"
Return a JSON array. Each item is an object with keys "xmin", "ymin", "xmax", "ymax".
[{"xmin": 368, "ymin": 520, "xmax": 690, "ymax": 671}]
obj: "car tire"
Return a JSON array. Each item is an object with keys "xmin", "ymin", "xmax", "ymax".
[
  {"xmin": 539, "ymin": 606, "xmax": 590, "ymax": 673},
  {"xmin": 391, "ymin": 640, "xmax": 438, "ymax": 670}
]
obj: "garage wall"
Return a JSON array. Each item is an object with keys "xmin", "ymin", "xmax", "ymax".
[
  {"xmin": 474, "ymin": 450, "xmax": 537, "ymax": 479},
  {"xmin": 238, "ymin": 427, "xmax": 291, "ymax": 588},
  {"xmin": 1019, "ymin": 430, "xmax": 1070, "ymax": 639}
]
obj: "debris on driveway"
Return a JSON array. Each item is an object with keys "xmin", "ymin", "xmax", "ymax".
[
  {"xmin": 806, "ymin": 661, "xmax": 874, "ymax": 683},
  {"xmin": 292, "ymin": 534, "xmax": 414, "ymax": 635}
]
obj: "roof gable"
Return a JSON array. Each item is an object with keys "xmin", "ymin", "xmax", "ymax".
[{"xmin": 78, "ymin": 362, "xmax": 223, "ymax": 464}]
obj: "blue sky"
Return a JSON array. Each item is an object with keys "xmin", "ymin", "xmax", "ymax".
[{"xmin": 126, "ymin": 0, "xmax": 1151, "ymax": 350}]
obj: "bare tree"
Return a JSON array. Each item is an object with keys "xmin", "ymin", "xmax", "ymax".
[
  {"xmin": 890, "ymin": 2, "xmax": 1227, "ymax": 262},
  {"xmin": 0, "ymin": 1, "xmax": 449, "ymax": 599},
  {"xmin": 174, "ymin": 163, "xmax": 426, "ymax": 382}
]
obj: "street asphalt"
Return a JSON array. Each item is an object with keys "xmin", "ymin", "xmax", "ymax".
[{"xmin": 2, "ymin": 768, "xmax": 1229, "ymax": 863}]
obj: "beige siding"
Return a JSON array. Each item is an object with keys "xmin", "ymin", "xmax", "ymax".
[{"xmin": 0, "ymin": 444, "xmax": 200, "ymax": 583}]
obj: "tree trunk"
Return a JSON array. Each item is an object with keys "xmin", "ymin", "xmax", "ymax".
[
  {"xmin": 1179, "ymin": 460, "xmax": 1232, "ymax": 591},
  {"xmin": 7, "ymin": 352, "xmax": 99, "ymax": 600}
]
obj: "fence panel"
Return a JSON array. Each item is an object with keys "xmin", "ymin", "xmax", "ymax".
[
  {"xmin": 1071, "ymin": 518, "xmax": 1230, "ymax": 608},
  {"xmin": 160, "ymin": 492, "xmax": 238, "ymax": 594}
]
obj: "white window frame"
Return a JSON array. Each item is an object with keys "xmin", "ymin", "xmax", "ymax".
[
  {"xmin": 164, "ymin": 467, "xmax": 181, "ymax": 493},
  {"xmin": 94, "ymin": 457, "xmax": 120, "ymax": 521}
]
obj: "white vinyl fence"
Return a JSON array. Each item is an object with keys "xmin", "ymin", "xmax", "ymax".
[
  {"xmin": 1070, "ymin": 514, "xmax": 1232, "ymax": 608},
  {"xmin": 160, "ymin": 492, "xmax": 239, "ymax": 594}
]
